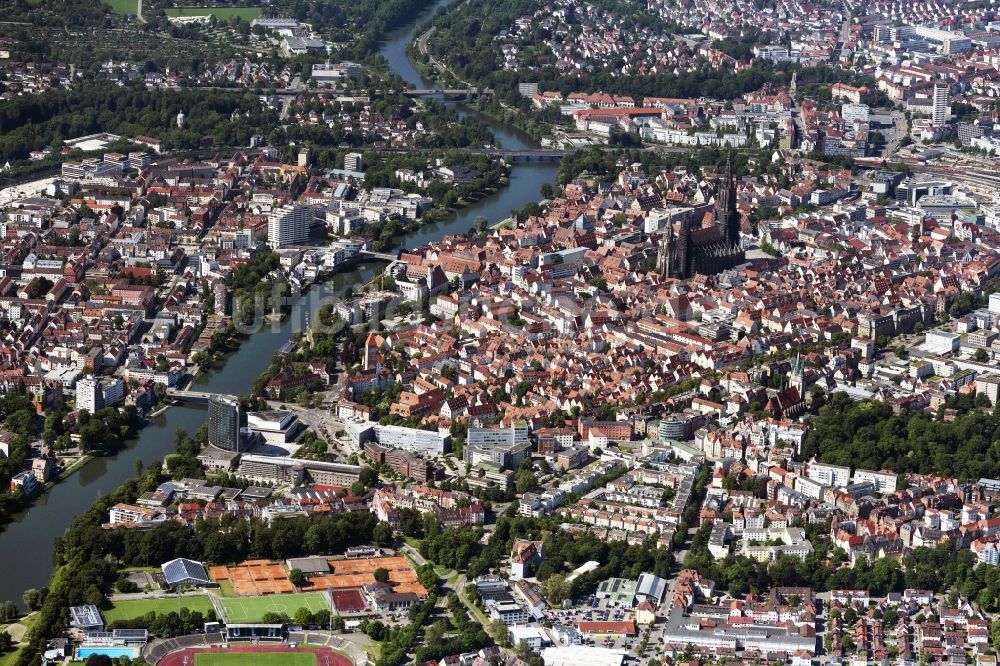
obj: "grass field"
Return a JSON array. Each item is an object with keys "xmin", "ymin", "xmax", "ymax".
[
  {"xmin": 196, "ymin": 654, "xmax": 316, "ymax": 666},
  {"xmin": 104, "ymin": 0, "xmax": 138, "ymax": 14},
  {"xmin": 103, "ymin": 596, "xmax": 215, "ymax": 623},
  {"xmin": 164, "ymin": 6, "xmax": 262, "ymax": 19},
  {"xmin": 219, "ymin": 592, "xmax": 329, "ymax": 623}
]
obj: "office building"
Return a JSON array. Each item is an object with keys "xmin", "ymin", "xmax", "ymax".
[
  {"xmin": 207, "ymin": 395, "xmax": 241, "ymax": 452},
  {"xmin": 914, "ymin": 26, "xmax": 971, "ymax": 54},
  {"xmin": 465, "ymin": 422, "xmax": 532, "ymax": 469},
  {"xmin": 268, "ymin": 204, "xmax": 313, "ymax": 248},
  {"xmin": 841, "ymin": 103, "xmax": 870, "ymax": 124},
  {"xmin": 60, "ymin": 158, "xmax": 122, "ymax": 181},
  {"xmin": 246, "ymin": 410, "xmax": 300, "ymax": 444},
  {"xmin": 235, "ymin": 454, "xmax": 361, "ymax": 485},
  {"xmin": 344, "ymin": 419, "xmax": 450, "ymax": 455},
  {"xmin": 312, "ymin": 63, "xmax": 362, "ymax": 85}
]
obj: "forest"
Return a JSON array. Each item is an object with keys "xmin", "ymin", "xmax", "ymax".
[
  {"xmin": 802, "ymin": 392, "xmax": 1000, "ymax": 481},
  {"xmin": 0, "ymin": 0, "xmax": 107, "ymax": 27},
  {"xmin": 0, "ymin": 81, "xmax": 276, "ymax": 162}
]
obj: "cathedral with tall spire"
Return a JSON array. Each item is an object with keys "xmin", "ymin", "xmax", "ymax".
[{"xmin": 656, "ymin": 155, "xmax": 746, "ymax": 280}]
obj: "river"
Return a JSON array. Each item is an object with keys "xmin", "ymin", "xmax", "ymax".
[{"xmin": 0, "ymin": 0, "xmax": 557, "ymax": 608}]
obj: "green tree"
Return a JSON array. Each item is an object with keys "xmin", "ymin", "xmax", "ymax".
[
  {"xmin": 373, "ymin": 522, "xmax": 393, "ymax": 547},
  {"xmin": 417, "ymin": 563, "xmax": 437, "ymax": 591},
  {"xmin": 540, "ymin": 573, "xmax": 571, "ymax": 605},
  {"xmin": 294, "ymin": 607, "xmax": 313, "ymax": 626},
  {"xmin": 489, "ymin": 618, "xmax": 511, "ymax": 647},
  {"xmin": 515, "ymin": 467, "xmax": 537, "ymax": 494},
  {"xmin": 373, "ymin": 567, "xmax": 390, "ymax": 583},
  {"xmin": 425, "ymin": 619, "xmax": 448, "ymax": 647},
  {"xmin": 21, "ymin": 588, "xmax": 41, "ymax": 612},
  {"xmin": 288, "ymin": 569, "xmax": 306, "ymax": 588},
  {"xmin": 0, "ymin": 601, "xmax": 17, "ymax": 623}
]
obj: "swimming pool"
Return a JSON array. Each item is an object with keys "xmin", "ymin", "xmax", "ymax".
[{"xmin": 76, "ymin": 646, "xmax": 141, "ymax": 659}]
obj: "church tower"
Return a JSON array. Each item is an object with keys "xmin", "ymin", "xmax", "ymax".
[
  {"xmin": 716, "ymin": 154, "xmax": 741, "ymax": 248},
  {"xmin": 789, "ymin": 352, "xmax": 805, "ymax": 393},
  {"xmin": 657, "ymin": 222, "xmax": 674, "ymax": 278},
  {"xmin": 676, "ymin": 219, "xmax": 691, "ymax": 278}
]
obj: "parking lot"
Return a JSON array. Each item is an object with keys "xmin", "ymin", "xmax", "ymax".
[{"xmin": 544, "ymin": 594, "xmax": 639, "ymax": 653}]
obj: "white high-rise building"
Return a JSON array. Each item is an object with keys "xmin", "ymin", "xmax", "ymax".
[
  {"xmin": 76, "ymin": 376, "xmax": 125, "ymax": 413},
  {"xmin": 344, "ymin": 152, "xmax": 364, "ymax": 172},
  {"xmin": 268, "ymin": 204, "xmax": 313, "ymax": 248},
  {"xmin": 932, "ymin": 83, "xmax": 950, "ymax": 125},
  {"xmin": 76, "ymin": 377, "xmax": 102, "ymax": 413}
]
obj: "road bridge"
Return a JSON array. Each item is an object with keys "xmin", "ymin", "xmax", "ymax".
[
  {"xmin": 401, "ymin": 88, "xmax": 487, "ymax": 98},
  {"xmin": 359, "ymin": 249, "xmax": 399, "ymax": 261},
  {"xmin": 166, "ymin": 388, "xmax": 236, "ymax": 404}
]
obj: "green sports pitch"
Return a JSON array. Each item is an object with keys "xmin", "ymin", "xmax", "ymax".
[
  {"xmin": 219, "ymin": 592, "xmax": 329, "ymax": 623},
  {"xmin": 195, "ymin": 653, "xmax": 316, "ymax": 666},
  {"xmin": 102, "ymin": 595, "xmax": 216, "ymax": 623}
]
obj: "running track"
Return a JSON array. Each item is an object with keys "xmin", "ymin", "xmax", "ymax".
[{"xmin": 157, "ymin": 644, "xmax": 353, "ymax": 666}]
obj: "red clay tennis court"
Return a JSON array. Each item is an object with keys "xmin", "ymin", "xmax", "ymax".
[
  {"xmin": 302, "ymin": 556, "xmax": 427, "ymax": 597},
  {"xmin": 327, "ymin": 556, "xmax": 411, "ymax": 575},
  {"xmin": 209, "ymin": 560, "xmax": 295, "ymax": 596}
]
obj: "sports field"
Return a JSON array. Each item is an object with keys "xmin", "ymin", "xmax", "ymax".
[
  {"xmin": 164, "ymin": 6, "xmax": 262, "ymax": 19},
  {"xmin": 103, "ymin": 595, "xmax": 215, "ymax": 622},
  {"xmin": 196, "ymin": 653, "xmax": 316, "ymax": 666},
  {"xmin": 159, "ymin": 644, "xmax": 349, "ymax": 666},
  {"xmin": 219, "ymin": 592, "xmax": 329, "ymax": 623}
]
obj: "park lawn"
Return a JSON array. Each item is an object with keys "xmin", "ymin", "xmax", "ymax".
[
  {"xmin": 219, "ymin": 592, "xmax": 328, "ymax": 623},
  {"xmin": 0, "ymin": 613, "xmax": 38, "ymax": 666},
  {"xmin": 103, "ymin": 595, "xmax": 215, "ymax": 623},
  {"xmin": 164, "ymin": 6, "xmax": 262, "ymax": 19},
  {"xmin": 196, "ymin": 654, "xmax": 316, "ymax": 666},
  {"xmin": 104, "ymin": 0, "xmax": 138, "ymax": 14}
]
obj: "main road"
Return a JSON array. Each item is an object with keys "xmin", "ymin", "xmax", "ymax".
[{"xmin": 0, "ymin": 0, "xmax": 559, "ymax": 610}]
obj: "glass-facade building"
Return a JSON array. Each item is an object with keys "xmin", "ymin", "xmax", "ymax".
[{"xmin": 207, "ymin": 395, "xmax": 241, "ymax": 451}]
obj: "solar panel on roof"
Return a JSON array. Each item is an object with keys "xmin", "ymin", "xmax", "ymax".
[
  {"xmin": 113, "ymin": 629, "xmax": 148, "ymax": 638},
  {"xmin": 162, "ymin": 558, "xmax": 210, "ymax": 584}
]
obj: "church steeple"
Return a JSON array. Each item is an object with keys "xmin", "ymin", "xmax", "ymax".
[
  {"xmin": 716, "ymin": 153, "xmax": 740, "ymax": 248},
  {"xmin": 790, "ymin": 351, "xmax": 805, "ymax": 392},
  {"xmin": 657, "ymin": 222, "xmax": 674, "ymax": 279},
  {"xmin": 676, "ymin": 218, "xmax": 691, "ymax": 278}
]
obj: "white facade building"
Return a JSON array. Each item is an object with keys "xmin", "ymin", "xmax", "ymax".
[{"xmin": 268, "ymin": 204, "xmax": 313, "ymax": 248}]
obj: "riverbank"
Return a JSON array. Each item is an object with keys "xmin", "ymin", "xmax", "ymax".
[
  {"xmin": 8, "ymin": 452, "xmax": 97, "ymax": 522},
  {"xmin": 0, "ymin": 0, "xmax": 559, "ymax": 618}
]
